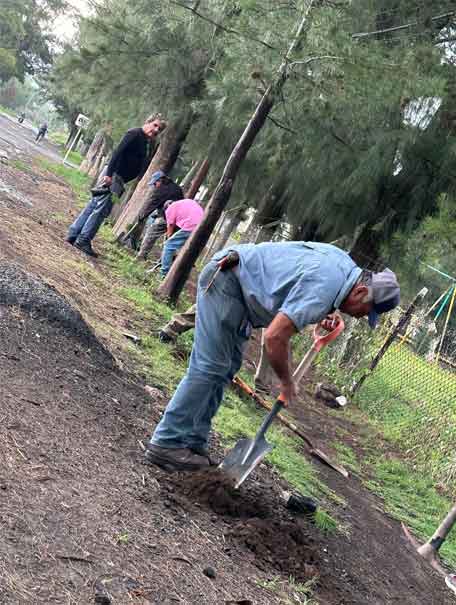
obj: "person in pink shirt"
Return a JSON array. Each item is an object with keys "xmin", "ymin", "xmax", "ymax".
[{"xmin": 161, "ymin": 198, "xmax": 204, "ymax": 276}]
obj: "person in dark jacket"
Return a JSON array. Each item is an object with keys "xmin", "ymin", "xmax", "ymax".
[
  {"xmin": 135, "ymin": 171, "xmax": 184, "ymax": 260},
  {"xmin": 66, "ymin": 114, "xmax": 166, "ymax": 257},
  {"xmin": 35, "ymin": 123, "xmax": 48, "ymax": 142}
]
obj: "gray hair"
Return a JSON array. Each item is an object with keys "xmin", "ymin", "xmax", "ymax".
[{"xmin": 144, "ymin": 113, "xmax": 167, "ymax": 130}]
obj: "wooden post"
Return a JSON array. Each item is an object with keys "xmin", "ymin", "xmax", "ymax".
[
  {"xmin": 185, "ymin": 158, "xmax": 210, "ymax": 199},
  {"xmin": 418, "ymin": 504, "xmax": 456, "ymax": 560}
]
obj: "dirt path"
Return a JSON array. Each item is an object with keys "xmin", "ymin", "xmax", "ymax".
[{"xmin": 0, "ymin": 117, "xmax": 453, "ymax": 605}]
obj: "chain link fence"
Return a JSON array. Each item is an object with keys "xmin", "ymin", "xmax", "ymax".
[{"xmin": 318, "ymin": 293, "xmax": 456, "ymax": 493}]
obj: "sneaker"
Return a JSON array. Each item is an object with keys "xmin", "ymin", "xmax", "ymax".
[
  {"xmin": 158, "ymin": 330, "xmax": 174, "ymax": 344},
  {"xmin": 75, "ymin": 240, "xmax": 99, "ymax": 258},
  {"xmin": 66, "ymin": 236, "xmax": 76, "ymax": 245},
  {"xmin": 144, "ymin": 444, "xmax": 210, "ymax": 472},
  {"xmin": 446, "ymin": 574, "xmax": 456, "ymax": 595}
]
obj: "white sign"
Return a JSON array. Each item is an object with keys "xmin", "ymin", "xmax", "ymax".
[{"xmin": 75, "ymin": 113, "xmax": 91, "ymax": 129}]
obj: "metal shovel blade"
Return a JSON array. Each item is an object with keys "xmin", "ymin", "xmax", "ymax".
[{"xmin": 219, "ymin": 436, "xmax": 274, "ymax": 488}]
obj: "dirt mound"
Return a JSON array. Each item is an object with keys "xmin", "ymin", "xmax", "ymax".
[
  {"xmin": 228, "ymin": 517, "xmax": 318, "ymax": 581},
  {"xmin": 0, "ymin": 262, "xmax": 114, "ymax": 364},
  {"xmin": 178, "ymin": 468, "xmax": 269, "ymax": 517},
  {"xmin": 167, "ymin": 468, "xmax": 319, "ymax": 581}
]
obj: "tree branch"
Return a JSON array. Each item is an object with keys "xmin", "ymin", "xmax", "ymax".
[
  {"xmin": 352, "ymin": 11, "xmax": 455, "ymax": 40},
  {"xmin": 168, "ymin": 0, "xmax": 278, "ymax": 51},
  {"xmin": 267, "ymin": 115, "xmax": 297, "ymax": 134}
]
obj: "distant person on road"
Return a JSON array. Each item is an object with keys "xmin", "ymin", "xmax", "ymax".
[
  {"xmin": 66, "ymin": 114, "xmax": 167, "ymax": 258},
  {"xmin": 134, "ymin": 171, "xmax": 183, "ymax": 259},
  {"xmin": 145, "ymin": 241, "xmax": 400, "ymax": 472},
  {"xmin": 35, "ymin": 123, "xmax": 48, "ymax": 142},
  {"xmin": 160, "ymin": 198, "xmax": 204, "ymax": 277}
]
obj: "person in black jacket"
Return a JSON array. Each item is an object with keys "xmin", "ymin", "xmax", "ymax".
[
  {"xmin": 135, "ymin": 171, "xmax": 184, "ymax": 260},
  {"xmin": 66, "ymin": 114, "xmax": 166, "ymax": 257}
]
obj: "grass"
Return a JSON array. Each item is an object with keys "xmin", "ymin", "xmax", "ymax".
[
  {"xmin": 256, "ymin": 576, "xmax": 319, "ymax": 605},
  {"xmin": 329, "ymin": 412, "xmax": 456, "ymax": 566},
  {"xmin": 355, "ymin": 343, "xmax": 456, "ymax": 488},
  {"xmin": 65, "ymin": 149, "xmax": 84, "ymax": 166},
  {"xmin": 48, "ymin": 131, "xmax": 68, "ymax": 147},
  {"xmin": 365, "ymin": 457, "xmax": 456, "ymax": 568},
  {"xmin": 37, "ymin": 158, "xmax": 90, "ymax": 207},
  {"xmin": 10, "ymin": 159, "xmax": 32, "ymax": 173},
  {"xmin": 0, "ymin": 104, "xmax": 17, "ymax": 118}
]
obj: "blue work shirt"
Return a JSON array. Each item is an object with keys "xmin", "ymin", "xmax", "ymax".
[{"xmin": 213, "ymin": 242, "xmax": 362, "ymax": 330}]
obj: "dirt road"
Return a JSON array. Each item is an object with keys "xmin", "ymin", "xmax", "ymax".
[
  {"xmin": 0, "ymin": 114, "xmax": 453, "ymax": 604},
  {"xmin": 0, "ymin": 112, "xmax": 62, "ymax": 162}
]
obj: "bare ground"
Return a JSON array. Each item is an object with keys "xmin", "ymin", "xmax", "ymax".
[{"xmin": 0, "ymin": 114, "xmax": 453, "ymax": 605}]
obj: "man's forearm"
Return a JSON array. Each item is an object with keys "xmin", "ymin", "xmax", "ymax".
[{"xmin": 264, "ymin": 334, "xmax": 292, "ymax": 384}]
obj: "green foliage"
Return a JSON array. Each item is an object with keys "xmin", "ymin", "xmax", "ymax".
[
  {"xmin": 0, "ymin": 0, "xmax": 64, "ymax": 81},
  {"xmin": 365, "ymin": 457, "xmax": 456, "ymax": 568},
  {"xmin": 46, "ymin": 0, "xmax": 456, "ymax": 278}
]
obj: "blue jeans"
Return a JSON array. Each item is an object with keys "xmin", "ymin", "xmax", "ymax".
[
  {"xmin": 68, "ymin": 191, "xmax": 113, "ymax": 244},
  {"xmin": 160, "ymin": 230, "xmax": 191, "ymax": 276},
  {"xmin": 151, "ymin": 261, "xmax": 250, "ymax": 450}
]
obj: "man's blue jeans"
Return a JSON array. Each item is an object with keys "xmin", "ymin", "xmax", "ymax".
[
  {"xmin": 160, "ymin": 229, "xmax": 191, "ymax": 276},
  {"xmin": 68, "ymin": 191, "xmax": 113, "ymax": 245},
  {"xmin": 151, "ymin": 261, "xmax": 250, "ymax": 450}
]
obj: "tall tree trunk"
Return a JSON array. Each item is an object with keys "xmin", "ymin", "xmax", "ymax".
[
  {"xmin": 79, "ymin": 129, "xmax": 105, "ymax": 174},
  {"xmin": 158, "ymin": 7, "xmax": 314, "ymax": 302},
  {"xmin": 185, "ymin": 158, "xmax": 210, "ymax": 199},
  {"xmin": 113, "ymin": 109, "xmax": 194, "ymax": 237},
  {"xmin": 180, "ymin": 161, "xmax": 198, "ymax": 190},
  {"xmin": 214, "ymin": 206, "xmax": 245, "ymax": 251},
  {"xmin": 111, "ymin": 179, "xmax": 139, "ymax": 222}
]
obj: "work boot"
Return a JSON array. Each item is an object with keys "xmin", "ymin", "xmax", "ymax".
[
  {"xmin": 144, "ymin": 444, "xmax": 209, "ymax": 472},
  {"xmin": 75, "ymin": 239, "xmax": 99, "ymax": 258},
  {"xmin": 66, "ymin": 236, "xmax": 76, "ymax": 245},
  {"xmin": 189, "ymin": 445, "xmax": 215, "ymax": 465}
]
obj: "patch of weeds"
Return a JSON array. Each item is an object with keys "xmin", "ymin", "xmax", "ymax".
[
  {"xmin": 11, "ymin": 159, "xmax": 32, "ymax": 173},
  {"xmin": 256, "ymin": 576, "xmax": 319, "ymax": 604},
  {"xmin": 0, "ymin": 104, "xmax": 17, "ymax": 118},
  {"xmin": 115, "ymin": 532, "xmax": 129, "ymax": 544},
  {"xmin": 256, "ymin": 576, "xmax": 281, "ymax": 591},
  {"xmin": 139, "ymin": 334, "xmax": 186, "ymax": 392},
  {"xmin": 364, "ymin": 457, "xmax": 456, "ymax": 567},
  {"xmin": 51, "ymin": 212, "xmax": 67, "ymax": 223},
  {"xmin": 65, "ymin": 150, "xmax": 83, "ymax": 166},
  {"xmin": 314, "ymin": 509, "xmax": 338, "ymax": 533},
  {"xmin": 332, "ymin": 442, "xmax": 361, "ymax": 474},
  {"xmin": 48, "ymin": 131, "xmax": 68, "ymax": 147}
]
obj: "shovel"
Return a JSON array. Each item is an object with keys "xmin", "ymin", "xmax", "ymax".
[{"xmin": 219, "ymin": 318, "xmax": 344, "ymax": 488}]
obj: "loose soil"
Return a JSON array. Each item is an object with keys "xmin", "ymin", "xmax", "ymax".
[{"xmin": 0, "ymin": 113, "xmax": 454, "ymax": 604}]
